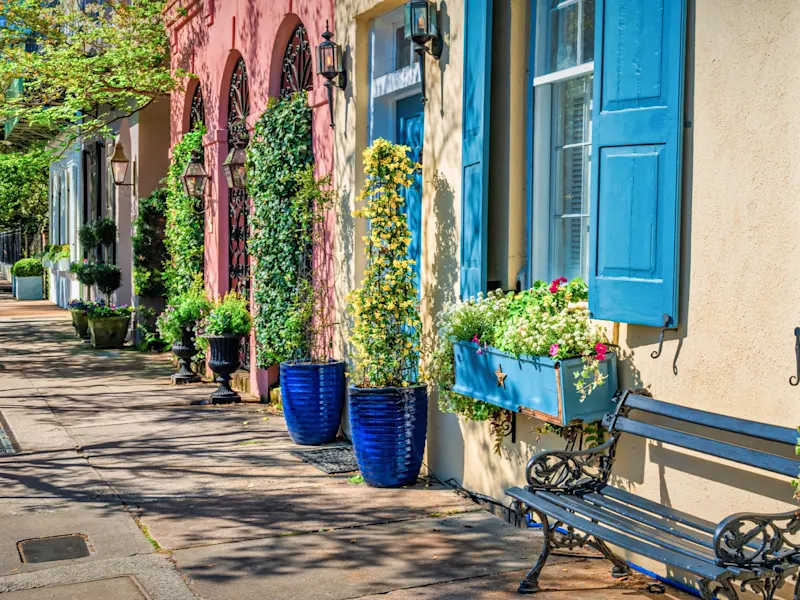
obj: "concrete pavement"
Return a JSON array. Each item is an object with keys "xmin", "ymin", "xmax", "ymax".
[{"xmin": 0, "ymin": 281, "xmax": 693, "ymax": 599}]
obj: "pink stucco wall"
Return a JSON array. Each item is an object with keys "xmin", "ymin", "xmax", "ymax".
[{"xmin": 166, "ymin": 0, "xmax": 335, "ymax": 398}]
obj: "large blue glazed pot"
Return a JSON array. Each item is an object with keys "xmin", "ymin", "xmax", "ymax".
[
  {"xmin": 348, "ymin": 386, "xmax": 428, "ymax": 488},
  {"xmin": 280, "ymin": 360, "xmax": 346, "ymax": 446}
]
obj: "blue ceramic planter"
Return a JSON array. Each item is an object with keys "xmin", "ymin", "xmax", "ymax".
[
  {"xmin": 348, "ymin": 386, "xmax": 428, "ymax": 488},
  {"xmin": 281, "ymin": 361, "xmax": 346, "ymax": 446}
]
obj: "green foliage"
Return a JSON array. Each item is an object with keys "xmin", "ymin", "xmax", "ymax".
[
  {"xmin": 156, "ymin": 279, "xmax": 212, "ymax": 346},
  {"xmin": 347, "ymin": 139, "xmax": 420, "ymax": 388},
  {"xmin": 248, "ymin": 93, "xmax": 325, "ymax": 367},
  {"xmin": 164, "ymin": 127, "xmax": 205, "ymax": 299},
  {"xmin": 0, "ymin": 149, "xmax": 49, "ymax": 233},
  {"xmin": 93, "ymin": 263, "xmax": 122, "ymax": 300},
  {"xmin": 0, "ymin": 0, "xmax": 186, "ymax": 146},
  {"xmin": 87, "ymin": 304, "xmax": 133, "ymax": 318},
  {"xmin": 132, "ymin": 189, "xmax": 168, "ymax": 298},
  {"xmin": 94, "ymin": 217, "xmax": 117, "ymax": 246},
  {"xmin": 11, "ymin": 257, "xmax": 42, "ymax": 277},
  {"xmin": 79, "ymin": 223, "xmax": 100, "ymax": 251},
  {"xmin": 199, "ymin": 292, "xmax": 252, "ymax": 337},
  {"xmin": 70, "ymin": 261, "xmax": 96, "ymax": 286},
  {"xmin": 43, "ymin": 244, "xmax": 69, "ymax": 264}
]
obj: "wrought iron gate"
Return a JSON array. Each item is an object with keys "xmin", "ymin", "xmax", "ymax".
[{"xmin": 281, "ymin": 24, "xmax": 314, "ymax": 97}]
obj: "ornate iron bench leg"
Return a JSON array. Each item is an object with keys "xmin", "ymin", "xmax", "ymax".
[
  {"xmin": 698, "ymin": 578, "xmax": 739, "ymax": 600},
  {"xmin": 518, "ymin": 509, "xmax": 552, "ymax": 594},
  {"xmin": 589, "ymin": 538, "xmax": 630, "ymax": 578}
]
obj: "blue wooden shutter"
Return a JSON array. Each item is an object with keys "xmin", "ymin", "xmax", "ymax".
[
  {"xmin": 460, "ymin": 0, "xmax": 493, "ymax": 299},
  {"xmin": 588, "ymin": 0, "xmax": 687, "ymax": 327}
]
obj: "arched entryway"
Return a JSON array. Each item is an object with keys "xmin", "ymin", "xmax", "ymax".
[{"xmin": 226, "ymin": 58, "xmax": 250, "ymax": 368}]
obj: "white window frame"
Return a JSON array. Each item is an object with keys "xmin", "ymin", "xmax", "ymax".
[
  {"xmin": 529, "ymin": 0, "xmax": 595, "ymax": 283},
  {"xmin": 368, "ymin": 7, "xmax": 422, "ymax": 143}
]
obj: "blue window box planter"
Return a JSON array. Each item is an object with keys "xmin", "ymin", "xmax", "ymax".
[{"xmin": 451, "ymin": 341, "xmax": 618, "ymax": 426}]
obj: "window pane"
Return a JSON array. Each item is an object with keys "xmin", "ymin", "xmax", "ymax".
[
  {"xmin": 395, "ymin": 25, "xmax": 412, "ymax": 70},
  {"xmin": 582, "ymin": 0, "xmax": 595, "ymax": 63},
  {"xmin": 549, "ymin": 3, "xmax": 579, "ymax": 72},
  {"xmin": 553, "ymin": 146, "xmax": 589, "ymax": 216},
  {"xmin": 552, "ymin": 217, "xmax": 588, "ymax": 281}
]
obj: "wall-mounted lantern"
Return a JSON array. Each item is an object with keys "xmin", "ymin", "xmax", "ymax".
[
  {"xmin": 223, "ymin": 123, "xmax": 248, "ymax": 190},
  {"xmin": 181, "ymin": 149, "xmax": 209, "ymax": 199},
  {"xmin": 110, "ymin": 142, "xmax": 132, "ymax": 187},
  {"xmin": 404, "ymin": 0, "xmax": 443, "ymax": 104},
  {"xmin": 316, "ymin": 21, "xmax": 347, "ymax": 129}
]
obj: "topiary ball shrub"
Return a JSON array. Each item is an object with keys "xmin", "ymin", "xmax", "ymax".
[
  {"xmin": 70, "ymin": 262, "xmax": 97, "ymax": 286},
  {"xmin": 79, "ymin": 223, "xmax": 100, "ymax": 251},
  {"xmin": 93, "ymin": 263, "xmax": 122, "ymax": 299},
  {"xmin": 11, "ymin": 258, "xmax": 44, "ymax": 278},
  {"xmin": 94, "ymin": 217, "xmax": 117, "ymax": 246}
]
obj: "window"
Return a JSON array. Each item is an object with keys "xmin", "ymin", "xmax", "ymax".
[{"xmin": 531, "ymin": 0, "xmax": 594, "ymax": 282}]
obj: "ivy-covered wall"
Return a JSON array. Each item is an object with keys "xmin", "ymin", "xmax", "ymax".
[
  {"xmin": 247, "ymin": 93, "xmax": 314, "ymax": 368},
  {"xmin": 164, "ymin": 126, "xmax": 205, "ymax": 300}
]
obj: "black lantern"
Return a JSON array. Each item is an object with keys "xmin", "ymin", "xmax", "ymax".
[
  {"xmin": 223, "ymin": 123, "xmax": 248, "ymax": 190},
  {"xmin": 181, "ymin": 149, "xmax": 208, "ymax": 199},
  {"xmin": 110, "ymin": 142, "xmax": 130, "ymax": 186},
  {"xmin": 404, "ymin": 0, "xmax": 443, "ymax": 104},
  {"xmin": 316, "ymin": 21, "xmax": 347, "ymax": 129}
]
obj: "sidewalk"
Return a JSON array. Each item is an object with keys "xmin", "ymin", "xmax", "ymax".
[{"xmin": 0, "ymin": 283, "xmax": 691, "ymax": 599}]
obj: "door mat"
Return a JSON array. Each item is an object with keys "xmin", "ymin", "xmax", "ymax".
[
  {"xmin": 290, "ymin": 446, "xmax": 358, "ymax": 474},
  {"xmin": 18, "ymin": 534, "xmax": 91, "ymax": 563}
]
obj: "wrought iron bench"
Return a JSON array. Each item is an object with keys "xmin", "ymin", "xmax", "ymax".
[{"xmin": 507, "ymin": 390, "xmax": 800, "ymax": 599}]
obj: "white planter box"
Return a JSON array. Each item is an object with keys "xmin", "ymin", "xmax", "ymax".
[
  {"xmin": 15, "ymin": 276, "xmax": 43, "ymax": 300},
  {"xmin": 57, "ymin": 257, "xmax": 70, "ymax": 272}
]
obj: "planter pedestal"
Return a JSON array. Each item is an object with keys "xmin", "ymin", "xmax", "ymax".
[
  {"xmin": 199, "ymin": 335, "xmax": 241, "ymax": 405},
  {"xmin": 172, "ymin": 327, "xmax": 200, "ymax": 384}
]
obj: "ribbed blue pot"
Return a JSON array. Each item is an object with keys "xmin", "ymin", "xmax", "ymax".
[
  {"xmin": 348, "ymin": 386, "xmax": 428, "ymax": 488},
  {"xmin": 280, "ymin": 361, "xmax": 346, "ymax": 446}
]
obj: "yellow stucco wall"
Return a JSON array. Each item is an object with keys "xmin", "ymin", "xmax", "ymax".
[{"xmin": 334, "ymin": 0, "xmax": 800, "ymax": 589}]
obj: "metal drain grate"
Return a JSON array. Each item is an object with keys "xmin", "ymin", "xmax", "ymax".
[
  {"xmin": 291, "ymin": 445, "xmax": 359, "ymax": 474},
  {"xmin": 18, "ymin": 534, "xmax": 91, "ymax": 563},
  {"xmin": 0, "ymin": 412, "xmax": 17, "ymax": 454}
]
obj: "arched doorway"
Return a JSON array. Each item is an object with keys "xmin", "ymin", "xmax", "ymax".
[
  {"xmin": 227, "ymin": 58, "xmax": 250, "ymax": 368},
  {"xmin": 280, "ymin": 24, "xmax": 314, "ymax": 97}
]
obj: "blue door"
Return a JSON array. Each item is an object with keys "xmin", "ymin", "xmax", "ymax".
[{"xmin": 396, "ymin": 94, "xmax": 424, "ymax": 291}]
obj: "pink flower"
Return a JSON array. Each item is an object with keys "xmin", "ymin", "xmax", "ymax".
[
  {"xmin": 549, "ymin": 344, "xmax": 559, "ymax": 357},
  {"xmin": 595, "ymin": 343, "xmax": 607, "ymax": 361},
  {"xmin": 477, "ymin": 348, "xmax": 483, "ymax": 355},
  {"xmin": 472, "ymin": 334, "xmax": 480, "ymax": 344},
  {"xmin": 549, "ymin": 276, "xmax": 568, "ymax": 294}
]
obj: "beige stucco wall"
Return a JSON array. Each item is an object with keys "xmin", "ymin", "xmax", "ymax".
[{"xmin": 335, "ymin": 0, "xmax": 800, "ymax": 591}]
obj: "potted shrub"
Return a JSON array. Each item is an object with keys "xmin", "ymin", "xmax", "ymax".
[
  {"xmin": 431, "ymin": 278, "xmax": 618, "ymax": 450},
  {"xmin": 157, "ymin": 280, "xmax": 211, "ymax": 384},
  {"xmin": 70, "ymin": 260, "xmax": 96, "ymax": 299},
  {"xmin": 68, "ymin": 299, "xmax": 91, "ymax": 339},
  {"xmin": 248, "ymin": 96, "xmax": 344, "ymax": 445},
  {"xmin": 94, "ymin": 217, "xmax": 117, "ymax": 247},
  {"xmin": 198, "ymin": 292, "xmax": 252, "ymax": 404},
  {"xmin": 346, "ymin": 139, "xmax": 426, "ymax": 488},
  {"xmin": 11, "ymin": 258, "xmax": 43, "ymax": 300},
  {"xmin": 79, "ymin": 222, "xmax": 100, "ymax": 256},
  {"xmin": 56, "ymin": 245, "xmax": 71, "ymax": 272},
  {"xmin": 86, "ymin": 302, "xmax": 133, "ymax": 349}
]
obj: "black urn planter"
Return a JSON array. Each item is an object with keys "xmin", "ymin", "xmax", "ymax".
[
  {"xmin": 202, "ymin": 334, "xmax": 241, "ymax": 405},
  {"xmin": 172, "ymin": 327, "xmax": 200, "ymax": 385}
]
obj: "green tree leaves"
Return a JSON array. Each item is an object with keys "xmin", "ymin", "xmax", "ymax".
[{"xmin": 0, "ymin": 148, "xmax": 49, "ymax": 233}]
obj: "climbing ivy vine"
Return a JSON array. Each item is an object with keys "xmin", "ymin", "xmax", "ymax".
[
  {"xmin": 247, "ymin": 93, "xmax": 319, "ymax": 368},
  {"xmin": 164, "ymin": 126, "xmax": 205, "ymax": 300}
]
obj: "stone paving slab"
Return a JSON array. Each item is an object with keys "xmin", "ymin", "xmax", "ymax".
[
  {"xmin": 0, "ymin": 576, "xmax": 147, "ymax": 599},
  {"xmin": 173, "ymin": 512, "xmax": 541, "ymax": 600},
  {"xmin": 139, "ymin": 482, "xmax": 478, "ymax": 550},
  {"xmin": 0, "ymin": 505, "xmax": 152, "ymax": 576},
  {"xmin": 0, "ymin": 554, "xmax": 197, "ymax": 599}
]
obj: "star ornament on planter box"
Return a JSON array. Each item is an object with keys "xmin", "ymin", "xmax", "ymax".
[{"xmin": 494, "ymin": 365, "xmax": 507, "ymax": 388}]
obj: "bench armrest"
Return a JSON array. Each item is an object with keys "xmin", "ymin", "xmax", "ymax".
[
  {"xmin": 525, "ymin": 436, "xmax": 617, "ymax": 492},
  {"xmin": 714, "ymin": 509, "xmax": 800, "ymax": 568}
]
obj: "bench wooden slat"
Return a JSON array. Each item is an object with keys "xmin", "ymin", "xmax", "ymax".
[
  {"xmin": 508, "ymin": 486, "xmax": 730, "ymax": 581},
  {"xmin": 539, "ymin": 491, "xmax": 715, "ymax": 562},
  {"xmin": 600, "ymin": 486, "xmax": 719, "ymax": 534},
  {"xmin": 625, "ymin": 394, "xmax": 797, "ymax": 446},
  {"xmin": 582, "ymin": 492, "xmax": 718, "ymax": 550},
  {"xmin": 614, "ymin": 416, "xmax": 800, "ymax": 478}
]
